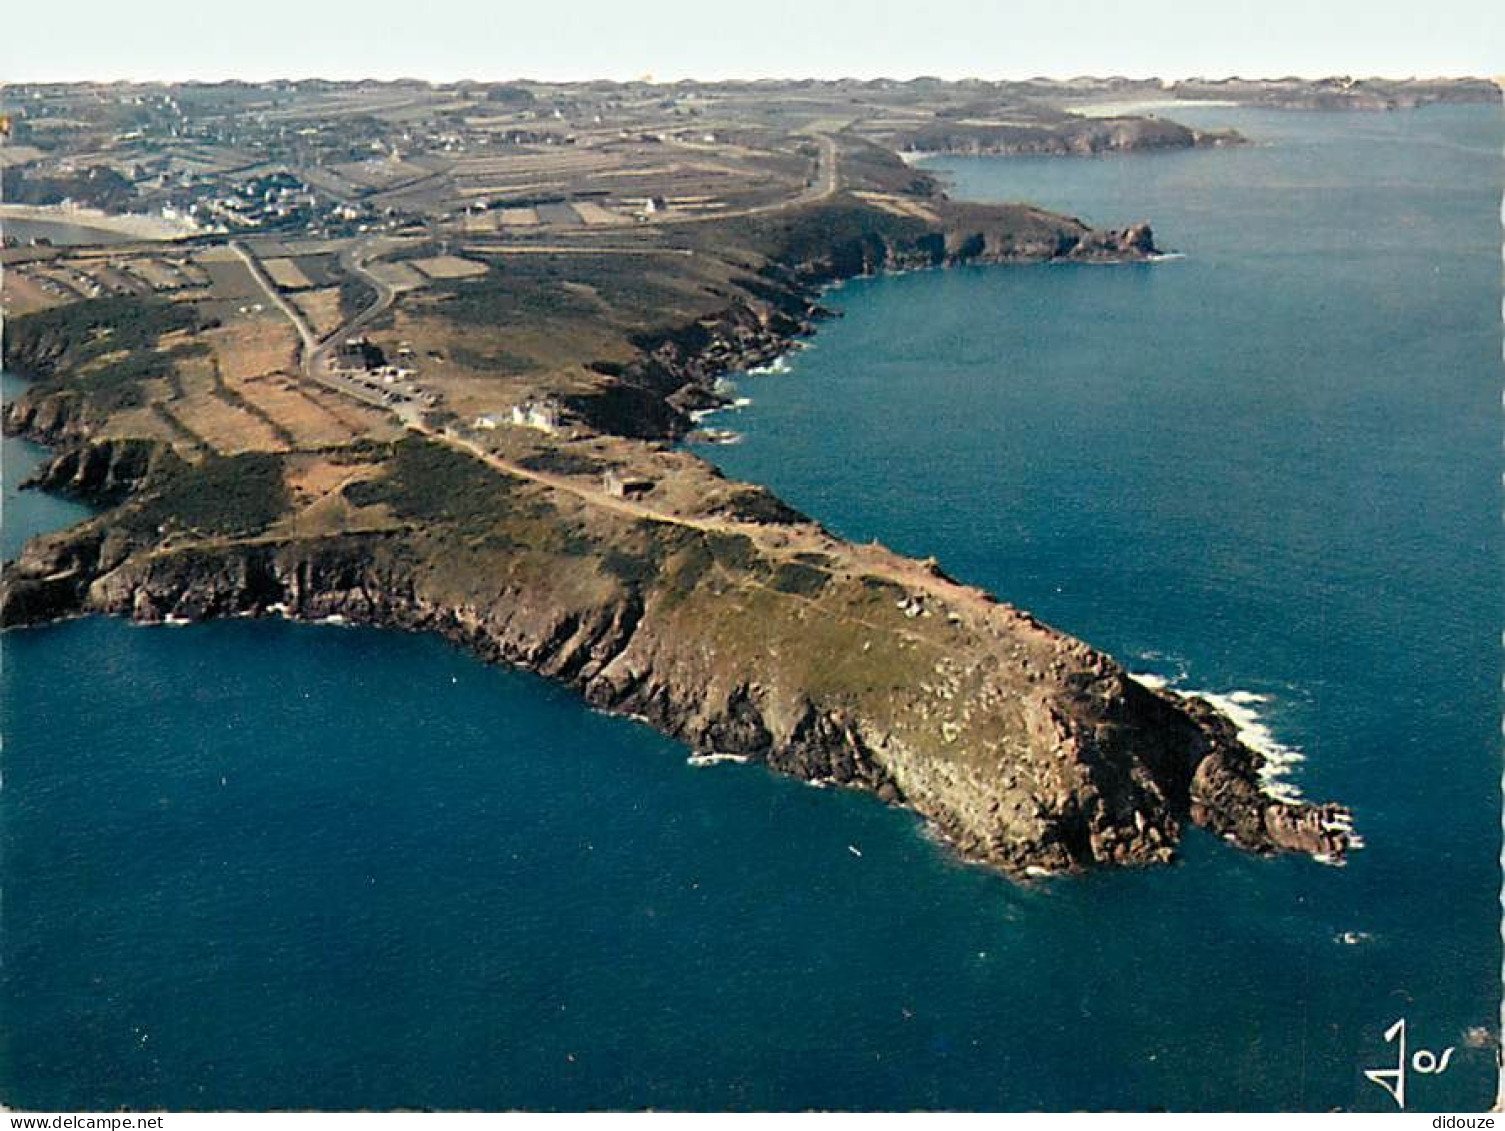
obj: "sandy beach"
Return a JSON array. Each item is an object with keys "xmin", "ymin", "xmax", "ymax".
[{"xmin": 0, "ymin": 203, "xmax": 198, "ymax": 243}]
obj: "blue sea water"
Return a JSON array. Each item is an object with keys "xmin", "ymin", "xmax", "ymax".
[{"xmin": 2, "ymin": 104, "xmax": 1501, "ymax": 1111}]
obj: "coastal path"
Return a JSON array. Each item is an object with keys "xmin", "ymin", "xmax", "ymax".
[{"xmin": 281, "ymin": 239, "xmax": 1017, "ymax": 646}]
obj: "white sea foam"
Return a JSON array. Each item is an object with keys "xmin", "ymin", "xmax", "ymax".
[
  {"xmin": 746, "ymin": 355, "xmax": 793, "ymax": 376},
  {"xmin": 1130, "ymin": 670, "xmax": 1309, "ymax": 804},
  {"xmin": 687, "ymin": 752, "xmax": 750, "ymax": 768},
  {"xmin": 1189, "ymin": 688, "xmax": 1308, "ymax": 801},
  {"xmin": 319, "ymin": 614, "xmax": 349, "ymax": 627},
  {"xmin": 917, "ymin": 819, "xmax": 947, "ymax": 846},
  {"xmin": 693, "ymin": 396, "xmax": 752, "ymax": 428}
]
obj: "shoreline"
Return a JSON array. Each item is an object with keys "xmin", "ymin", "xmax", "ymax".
[
  {"xmin": 0, "ymin": 203, "xmax": 198, "ymax": 243},
  {"xmin": 0, "ymin": 203, "xmax": 1354, "ymax": 879},
  {"xmin": 661, "ymin": 244, "xmax": 1167, "ymax": 434}
]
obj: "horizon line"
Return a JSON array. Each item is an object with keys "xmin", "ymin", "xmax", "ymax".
[{"xmin": 2, "ymin": 70, "xmax": 1497, "ymax": 88}]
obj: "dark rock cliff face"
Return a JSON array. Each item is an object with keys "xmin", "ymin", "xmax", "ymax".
[
  {"xmin": 20, "ymin": 437, "xmax": 169, "ymax": 505},
  {"xmin": 571, "ymin": 219, "xmax": 1159, "ymax": 441},
  {"xmin": 899, "ymin": 117, "xmax": 1244, "ymax": 157},
  {"xmin": 0, "ymin": 205, "xmax": 1353, "ymax": 879},
  {"xmin": 0, "ymin": 527, "xmax": 1352, "ymax": 874},
  {"xmin": 3, "ymin": 388, "xmax": 90, "ymax": 449}
]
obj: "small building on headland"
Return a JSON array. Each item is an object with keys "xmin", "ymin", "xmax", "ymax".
[
  {"xmin": 603, "ymin": 470, "xmax": 654, "ymax": 499},
  {"xmin": 510, "ymin": 399, "xmax": 562, "ymax": 434}
]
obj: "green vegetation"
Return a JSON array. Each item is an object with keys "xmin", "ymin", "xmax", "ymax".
[
  {"xmin": 732, "ymin": 198, "xmax": 933, "ymax": 273},
  {"xmin": 0, "ymin": 164, "xmax": 136, "ymax": 210},
  {"xmin": 338, "ymin": 277, "xmax": 377, "ymax": 322},
  {"xmin": 429, "ymin": 252, "xmax": 700, "ymax": 332},
  {"xmin": 859, "ymin": 574, "xmax": 908, "ymax": 600},
  {"xmin": 5, "ymin": 296, "xmax": 200, "ymax": 367},
  {"xmin": 658, "ymin": 536, "xmax": 714, "ymax": 600},
  {"xmin": 129, "ymin": 451, "xmax": 289, "ymax": 537},
  {"xmin": 448, "ymin": 344, "xmax": 541, "ymax": 376},
  {"xmin": 599, "ymin": 547, "xmax": 661, "ymax": 588},
  {"xmin": 325, "ymin": 439, "xmax": 397, "ymax": 464},
  {"xmin": 769, "ymin": 560, "xmax": 831, "ymax": 597},
  {"xmin": 718, "ymin": 487, "xmax": 807, "ymax": 526},
  {"xmin": 4, "ymin": 297, "xmax": 209, "ymax": 417},
  {"xmin": 517, "ymin": 448, "xmax": 607, "ymax": 476},
  {"xmin": 342, "ymin": 437, "xmax": 516, "ymax": 526},
  {"xmin": 705, "ymin": 531, "xmax": 760, "ymax": 573},
  {"xmin": 72, "ymin": 351, "xmax": 174, "ymax": 413},
  {"xmin": 794, "ymin": 551, "xmax": 835, "ymax": 568},
  {"xmin": 428, "ymin": 262, "xmax": 602, "ymax": 325}
]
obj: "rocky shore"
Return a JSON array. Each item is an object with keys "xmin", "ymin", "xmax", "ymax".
[
  {"xmin": 895, "ymin": 116, "xmax": 1244, "ymax": 158},
  {"xmin": 2, "ymin": 200, "xmax": 1355, "ymax": 879},
  {"xmin": 568, "ymin": 214, "xmax": 1159, "ymax": 440},
  {"xmin": 0, "ymin": 517, "xmax": 1353, "ymax": 873}
]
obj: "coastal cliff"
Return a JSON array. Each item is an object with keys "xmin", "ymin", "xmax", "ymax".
[
  {"xmin": 570, "ymin": 202, "xmax": 1158, "ymax": 439},
  {"xmin": 1, "ymin": 194, "xmax": 1353, "ymax": 880},
  {"xmin": 894, "ymin": 116, "xmax": 1243, "ymax": 157},
  {"xmin": 1, "ymin": 416, "xmax": 1353, "ymax": 878},
  {"xmin": 0, "ymin": 499, "xmax": 1350, "ymax": 873}
]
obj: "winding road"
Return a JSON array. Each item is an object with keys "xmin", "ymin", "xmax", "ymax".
[
  {"xmin": 239, "ymin": 221, "xmax": 1013, "ymax": 640},
  {"xmin": 234, "ymin": 239, "xmax": 406, "ymax": 415}
]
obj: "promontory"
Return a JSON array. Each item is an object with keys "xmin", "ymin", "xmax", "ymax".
[{"xmin": 0, "ymin": 77, "xmax": 1381, "ymax": 875}]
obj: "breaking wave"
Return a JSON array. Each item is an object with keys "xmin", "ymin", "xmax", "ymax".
[
  {"xmin": 746, "ymin": 355, "xmax": 793, "ymax": 376},
  {"xmin": 687, "ymin": 752, "xmax": 751, "ymax": 768},
  {"xmin": 1129, "ymin": 670, "xmax": 1307, "ymax": 804}
]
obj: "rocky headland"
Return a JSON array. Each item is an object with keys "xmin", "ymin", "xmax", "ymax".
[
  {"xmin": 895, "ymin": 115, "xmax": 1244, "ymax": 157},
  {"xmin": 1, "ymin": 189, "xmax": 1355, "ymax": 880}
]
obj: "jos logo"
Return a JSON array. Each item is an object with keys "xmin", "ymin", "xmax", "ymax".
[{"xmin": 1364, "ymin": 1018, "xmax": 1455, "ymax": 1109}]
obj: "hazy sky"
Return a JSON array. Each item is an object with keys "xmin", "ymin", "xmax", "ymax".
[{"xmin": 4, "ymin": 0, "xmax": 1502, "ymax": 83}]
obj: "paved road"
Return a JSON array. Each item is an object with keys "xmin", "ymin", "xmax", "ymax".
[
  {"xmin": 807, "ymin": 132, "xmax": 841, "ymax": 201},
  {"xmin": 309, "ymin": 245, "xmax": 397, "ymax": 377},
  {"xmin": 240, "ymin": 237, "xmax": 1003, "ymax": 636},
  {"xmin": 652, "ymin": 132, "xmax": 840, "ymax": 225},
  {"xmin": 230, "ymin": 241, "xmax": 318, "ymax": 374},
  {"xmin": 233, "ymin": 239, "xmax": 408, "ymax": 415}
]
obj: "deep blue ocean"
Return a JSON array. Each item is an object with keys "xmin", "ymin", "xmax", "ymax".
[{"xmin": 2, "ymin": 104, "xmax": 1500, "ymax": 1111}]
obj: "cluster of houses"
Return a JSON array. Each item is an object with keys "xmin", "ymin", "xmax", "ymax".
[
  {"xmin": 189, "ymin": 171, "xmax": 335, "ymax": 231},
  {"xmin": 473, "ymin": 398, "xmax": 563, "ymax": 435},
  {"xmin": 118, "ymin": 164, "xmax": 382, "ymax": 236}
]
